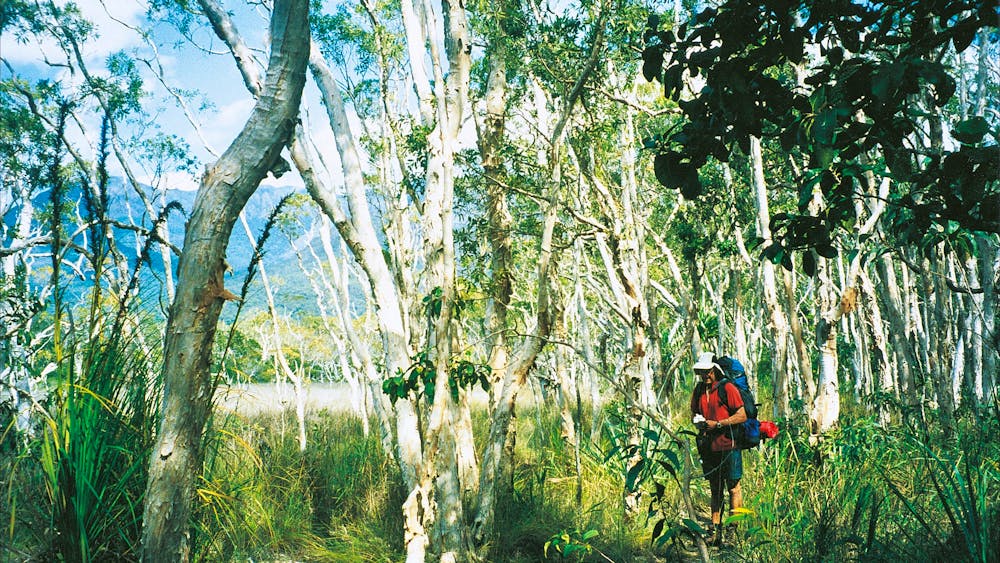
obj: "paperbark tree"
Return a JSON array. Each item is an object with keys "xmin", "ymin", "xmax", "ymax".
[
  {"xmin": 471, "ymin": 0, "xmax": 610, "ymax": 541},
  {"xmin": 140, "ymin": 1, "xmax": 309, "ymax": 560},
  {"xmin": 749, "ymin": 136, "xmax": 792, "ymax": 419}
]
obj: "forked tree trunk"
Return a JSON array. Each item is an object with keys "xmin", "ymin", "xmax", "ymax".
[
  {"xmin": 875, "ymin": 253, "xmax": 917, "ymax": 403},
  {"xmin": 471, "ymin": 6, "xmax": 605, "ymax": 544},
  {"xmin": 140, "ymin": 2, "xmax": 309, "ymax": 560},
  {"xmin": 472, "ymin": 201, "xmax": 558, "ymax": 546},
  {"xmin": 295, "ymin": 56, "xmax": 420, "ymax": 488}
]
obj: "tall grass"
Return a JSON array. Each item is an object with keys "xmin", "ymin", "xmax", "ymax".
[
  {"xmin": 192, "ymin": 408, "xmax": 405, "ymax": 562},
  {"xmin": 7, "ymin": 369, "xmax": 998, "ymax": 561},
  {"xmin": 1, "ymin": 290, "xmax": 163, "ymax": 560},
  {"xmin": 37, "ymin": 326, "xmax": 160, "ymax": 562},
  {"xmin": 719, "ymin": 409, "xmax": 1000, "ymax": 563}
]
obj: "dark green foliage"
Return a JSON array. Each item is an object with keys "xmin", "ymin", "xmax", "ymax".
[
  {"xmin": 382, "ymin": 349, "xmax": 491, "ymax": 404},
  {"xmin": 642, "ymin": 0, "xmax": 1000, "ymax": 269}
]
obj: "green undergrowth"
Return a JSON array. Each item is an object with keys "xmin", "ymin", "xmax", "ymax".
[
  {"xmin": 192, "ymin": 409, "xmax": 406, "ymax": 562},
  {"xmin": 5, "ymin": 391, "xmax": 998, "ymax": 562},
  {"xmin": 688, "ymin": 413, "xmax": 1000, "ymax": 563}
]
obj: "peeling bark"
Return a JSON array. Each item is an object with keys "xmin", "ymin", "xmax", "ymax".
[{"xmin": 140, "ymin": 2, "xmax": 309, "ymax": 560}]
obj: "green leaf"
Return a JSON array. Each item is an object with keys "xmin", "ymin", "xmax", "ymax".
[
  {"xmin": 652, "ymin": 519, "xmax": 665, "ymax": 541},
  {"xmin": 801, "ymin": 251, "xmax": 816, "ymax": 277},
  {"xmin": 657, "ymin": 447, "xmax": 681, "ymax": 469},
  {"xmin": 682, "ymin": 518, "xmax": 705, "ymax": 533},
  {"xmin": 625, "ymin": 458, "xmax": 646, "ymax": 490},
  {"xmin": 817, "ymin": 243, "xmax": 838, "ymax": 259},
  {"xmin": 642, "ymin": 47, "xmax": 664, "ymax": 82},
  {"xmin": 762, "ymin": 243, "xmax": 782, "ymax": 264},
  {"xmin": 657, "ymin": 458, "xmax": 677, "ymax": 479},
  {"xmin": 654, "ymin": 482, "xmax": 665, "ymax": 499},
  {"xmin": 952, "ymin": 117, "xmax": 989, "ymax": 145},
  {"xmin": 813, "ymin": 146, "xmax": 838, "ymax": 168},
  {"xmin": 951, "ymin": 17, "xmax": 978, "ymax": 52}
]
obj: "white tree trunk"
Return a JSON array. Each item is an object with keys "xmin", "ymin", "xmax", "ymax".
[
  {"xmin": 749, "ymin": 136, "xmax": 792, "ymax": 418},
  {"xmin": 977, "ymin": 235, "xmax": 997, "ymax": 402}
]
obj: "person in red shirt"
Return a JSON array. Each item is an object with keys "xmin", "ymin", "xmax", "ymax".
[{"xmin": 690, "ymin": 352, "xmax": 748, "ymax": 546}]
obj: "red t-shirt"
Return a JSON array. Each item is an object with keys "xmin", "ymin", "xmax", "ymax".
[{"xmin": 691, "ymin": 381, "xmax": 745, "ymax": 452}]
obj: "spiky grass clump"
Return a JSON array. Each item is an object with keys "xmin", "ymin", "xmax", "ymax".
[
  {"xmin": 37, "ymin": 332, "xmax": 160, "ymax": 562},
  {"xmin": 2, "ymin": 302, "xmax": 163, "ymax": 562}
]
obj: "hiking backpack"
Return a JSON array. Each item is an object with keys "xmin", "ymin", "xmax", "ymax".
[{"xmin": 716, "ymin": 356, "xmax": 761, "ymax": 449}]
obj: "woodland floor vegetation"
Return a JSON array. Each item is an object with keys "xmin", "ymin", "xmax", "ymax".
[{"xmin": 4, "ymin": 381, "xmax": 998, "ymax": 562}]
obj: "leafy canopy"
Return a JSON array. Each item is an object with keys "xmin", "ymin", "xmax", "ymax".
[{"xmin": 642, "ymin": 0, "xmax": 999, "ymax": 266}]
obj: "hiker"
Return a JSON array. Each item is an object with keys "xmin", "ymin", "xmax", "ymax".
[{"xmin": 690, "ymin": 352, "xmax": 747, "ymax": 546}]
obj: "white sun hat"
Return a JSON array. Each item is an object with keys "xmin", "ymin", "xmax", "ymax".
[{"xmin": 693, "ymin": 352, "xmax": 720, "ymax": 372}]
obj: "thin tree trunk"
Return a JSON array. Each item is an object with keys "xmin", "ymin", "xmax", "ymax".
[
  {"xmin": 930, "ymin": 249, "xmax": 957, "ymax": 436},
  {"xmin": 240, "ymin": 212, "xmax": 308, "ymax": 451},
  {"xmin": 749, "ymin": 136, "xmax": 792, "ymax": 419},
  {"xmin": 859, "ymin": 269, "xmax": 892, "ymax": 423},
  {"xmin": 479, "ymin": 27, "xmax": 512, "ymax": 405},
  {"xmin": 784, "ymin": 269, "xmax": 813, "ymax": 410},
  {"xmin": 977, "ymin": 235, "xmax": 998, "ymax": 403}
]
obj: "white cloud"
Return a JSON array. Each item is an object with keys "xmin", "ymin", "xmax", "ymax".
[
  {"xmin": 2, "ymin": 0, "xmax": 146, "ymax": 68},
  {"xmin": 202, "ymin": 97, "xmax": 256, "ymax": 150}
]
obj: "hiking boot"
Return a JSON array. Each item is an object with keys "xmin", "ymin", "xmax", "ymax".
[{"xmin": 708, "ymin": 527, "xmax": 724, "ymax": 547}]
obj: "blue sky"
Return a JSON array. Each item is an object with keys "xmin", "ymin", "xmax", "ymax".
[{"xmin": 2, "ymin": 0, "xmax": 335, "ymax": 192}]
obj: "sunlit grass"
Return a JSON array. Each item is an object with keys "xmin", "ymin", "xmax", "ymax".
[{"xmin": 5, "ymin": 380, "xmax": 998, "ymax": 562}]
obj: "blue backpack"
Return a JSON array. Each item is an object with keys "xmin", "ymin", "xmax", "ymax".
[{"xmin": 716, "ymin": 356, "xmax": 761, "ymax": 449}]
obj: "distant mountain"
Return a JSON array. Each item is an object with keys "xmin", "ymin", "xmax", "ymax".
[{"xmin": 29, "ymin": 176, "xmax": 327, "ymax": 321}]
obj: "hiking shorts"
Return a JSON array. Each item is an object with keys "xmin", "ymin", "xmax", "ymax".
[{"xmin": 700, "ymin": 449, "xmax": 743, "ymax": 482}]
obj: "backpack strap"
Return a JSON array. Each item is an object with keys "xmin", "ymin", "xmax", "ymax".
[{"xmin": 714, "ymin": 379, "xmax": 731, "ymax": 411}]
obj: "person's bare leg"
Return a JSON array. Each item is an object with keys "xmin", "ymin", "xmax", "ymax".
[
  {"xmin": 729, "ymin": 479, "xmax": 743, "ymax": 514},
  {"xmin": 710, "ymin": 478, "xmax": 724, "ymax": 526},
  {"xmin": 726, "ymin": 479, "xmax": 743, "ymax": 544}
]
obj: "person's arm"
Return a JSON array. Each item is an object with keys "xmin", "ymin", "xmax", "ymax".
[
  {"xmin": 713, "ymin": 406, "xmax": 747, "ymax": 429},
  {"xmin": 710, "ymin": 382, "xmax": 747, "ymax": 429},
  {"xmin": 690, "ymin": 383, "xmax": 703, "ymax": 414}
]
